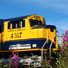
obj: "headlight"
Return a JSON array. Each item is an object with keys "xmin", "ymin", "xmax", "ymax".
[{"xmin": 32, "ymin": 44, "xmax": 37, "ymax": 47}]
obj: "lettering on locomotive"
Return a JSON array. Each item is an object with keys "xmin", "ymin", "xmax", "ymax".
[{"xmin": 11, "ymin": 32, "xmax": 22, "ymax": 38}]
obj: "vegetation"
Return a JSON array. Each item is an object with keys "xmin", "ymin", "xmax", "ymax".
[
  {"xmin": 41, "ymin": 30, "xmax": 68, "ymax": 68},
  {"xmin": 1, "ymin": 30, "xmax": 68, "ymax": 68},
  {"xmin": 55, "ymin": 30, "xmax": 68, "ymax": 68}
]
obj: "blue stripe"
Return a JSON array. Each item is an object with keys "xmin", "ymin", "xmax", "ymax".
[{"xmin": 1, "ymin": 39, "xmax": 56, "ymax": 50}]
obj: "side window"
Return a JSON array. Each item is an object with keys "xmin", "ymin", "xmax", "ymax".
[
  {"xmin": 18, "ymin": 20, "xmax": 25, "ymax": 28},
  {"xmin": 22, "ymin": 20, "xmax": 25, "ymax": 27},
  {"xmin": 12, "ymin": 22, "xmax": 17, "ymax": 29},
  {"xmin": 0, "ymin": 25, "xmax": 1, "ymax": 33},
  {"xmin": 8, "ymin": 22, "xmax": 10, "ymax": 29},
  {"xmin": 12, "ymin": 20, "xmax": 25, "ymax": 29}
]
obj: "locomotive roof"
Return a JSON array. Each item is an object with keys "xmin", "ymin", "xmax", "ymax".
[
  {"xmin": 3, "ymin": 15, "xmax": 30, "ymax": 22},
  {"xmin": 0, "ymin": 15, "xmax": 30, "ymax": 25},
  {"xmin": 0, "ymin": 14, "xmax": 41, "ymax": 25},
  {"xmin": 0, "ymin": 14, "xmax": 43, "ymax": 23}
]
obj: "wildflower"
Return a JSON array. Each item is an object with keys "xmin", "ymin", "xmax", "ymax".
[
  {"xmin": 60, "ymin": 51, "xmax": 63, "ymax": 54},
  {"xmin": 10, "ymin": 52, "xmax": 19, "ymax": 68},
  {"xmin": 65, "ymin": 30, "xmax": 68, "ymax": 35},
  {"xmin": 66, "ymin": 64, "xmax": 68, "ymax": 67},
  {"xmin": 43, "ymin": 61, "xmax": 45, "ymax": 64},
  {"xmin": 66, "ymin": 38, "xmax": 68, "ymax": 43},
  {"xmin": 63, "ymin": 36, "xmax": 67, "ymax": 42},
  {"xmin": 63, "ymin": 49, "xmax": 65, "ymax": 52},
  {"xmin": 62, "ymin": 54, "xmax": 65, "ymax": 57},
  {"xmin": 48, "ymin": 61, "xmax": 50, "ymax": 65},
  {"xmin": 66, "ymin": 45, "xmax": 68, "ymax": 46},
  {"xmin": 62, "ymin": 47, "xmax": 64, "ymax": 49},
  {"xmin": 62, "ymin": 46, "xmax": 64, "ymax": 49}
]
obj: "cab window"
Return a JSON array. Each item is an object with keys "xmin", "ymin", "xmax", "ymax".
[
  {"xmin": 8, "ymin": 22, "xmax": 10, "ymax": 29},
  {"xmin": 30, "ymin": 19, "xmax": 45, "ymax": 27}
]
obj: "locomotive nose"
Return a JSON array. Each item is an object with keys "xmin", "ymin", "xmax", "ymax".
[
  {"xmin": 45, "ymin": 25, "xmax": 56, "ymax": 32},
  {"xmin": 42, "ymin": 25, "xmax": 57, "ymax": 49}
]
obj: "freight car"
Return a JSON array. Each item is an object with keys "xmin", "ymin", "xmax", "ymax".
[{"xmin": 0, "ymin": 14, "xmax": 58, "ymax": 66}]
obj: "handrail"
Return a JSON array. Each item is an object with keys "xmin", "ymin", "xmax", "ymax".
[
  {"xmin": 41, "ymin": 39, "xmax": 48, "ymax": 57},
  {"xmin": 41, "ymin": 29, "xmax": 48, "ymax": 61},
  {"xmin": 49, "ymin": 35, "xmax": 56, "ymax": 56},
  {"xmin": 42, "ymin": 39, "xmax": 48, "ymax": 49}
]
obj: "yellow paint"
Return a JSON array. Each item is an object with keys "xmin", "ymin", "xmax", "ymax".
[
  {"xmin": 0, "ymin": 49, "xmax": 47, "ymax": 52},
  {"xmin": 0, "ymin": 48, "xmax": 58, "ymax": 52}
]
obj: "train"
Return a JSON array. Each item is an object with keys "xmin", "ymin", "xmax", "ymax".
[{"xmin": 0, "ymin": 14, "xmax": 58, "ymax": 67}]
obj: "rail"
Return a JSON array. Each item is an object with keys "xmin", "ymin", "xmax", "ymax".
[
  {"xmin": 41, "ymin": 39, "xmax": 48, "ymax": 57},
  {"xmin": 41, "ymin": 29, "xmax": 48, "ymax": 61},
  {"xmin": 49, "ymin": 35, "xmax": 56, "ymax": 56},
  {"xmin": 41, "ymin": 30, "xmax": 57, "ymax": 61}
]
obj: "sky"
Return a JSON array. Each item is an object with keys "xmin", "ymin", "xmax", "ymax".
[{"xmin": 0, "ymin": 0, "xmax": 68, "ymax": 44}]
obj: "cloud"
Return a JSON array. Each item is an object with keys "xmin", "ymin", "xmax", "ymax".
[
  {"xmin": 57, "ymin": 22, "xmax": 68, "ymax": 30},
  {"xmin": 22, "ymin": 0, "xmax": 68, "ymax": 8},
  {"xmin": 2, "ymin": 0, "xmax": 68, "ymax": 10},
  {"xmin": 57, "ymin": 19, "xmax": 68, "ymax": 30},
  {"xmin": 47, "ymin": 19, "xmax": 68, "ymax": 31},
  {"xmin": 6, "ymin": 0, "xmax": 68, "ymax": 14},
  {"xmin": 2, "ymin": 0, "xmax": 68, "ymax": 7}
]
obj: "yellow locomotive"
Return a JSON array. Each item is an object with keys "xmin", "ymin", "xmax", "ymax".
[
  {"xmin": 0, "ymin": 14, "xmax": 58, "ymax": 66},
  {"xmin": 0, "ymin": 14, "xmax": 58, "ymax": 52}
]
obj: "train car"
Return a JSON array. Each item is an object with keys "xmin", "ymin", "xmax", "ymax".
[{"xmin": 0, "ymin": 14, "xmax": 58, "ymax": 66}]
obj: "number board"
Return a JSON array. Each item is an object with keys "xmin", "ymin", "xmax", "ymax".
[{"xmin": 11, "ymin": 32, "xmax": 22, "ymax": 38}]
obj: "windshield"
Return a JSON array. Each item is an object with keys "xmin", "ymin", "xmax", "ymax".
[{"xmin": 30, "ymin": 19, "xmax": 45, "ymax": 27}]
